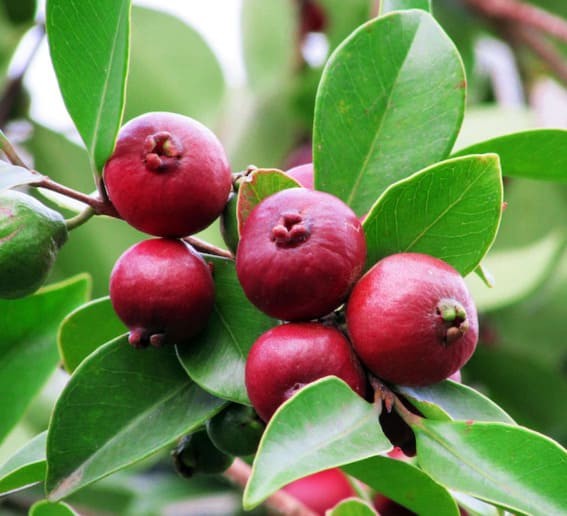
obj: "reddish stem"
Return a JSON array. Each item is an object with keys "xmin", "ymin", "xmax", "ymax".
[
  {"xmin": 224, "ymin": 458, "xmax": 318, "ymax": 516},
  {"xmin": 184, "ymin": 235, "xmax": 234, "ymax": 260}
]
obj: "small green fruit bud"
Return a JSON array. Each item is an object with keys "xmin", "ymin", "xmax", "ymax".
[{"xmin": 0, "ymin": 189, "xmax": 67, "ymax": 299}]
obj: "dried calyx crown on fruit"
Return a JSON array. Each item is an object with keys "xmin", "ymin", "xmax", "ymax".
[
  {"xmin": 103, "ymin": 111, "xmax": 232, "ymax": 238},
  {"xmin": 109, "ymin": 238, "xmax": 214, "ymax": 349},
  {"xmin": 236, "ymin": 187, "xmax": 366, "ymax": 321},
  {"xmin": 346, "ymin": 252, "xmax": 478, "ymax": 386}
]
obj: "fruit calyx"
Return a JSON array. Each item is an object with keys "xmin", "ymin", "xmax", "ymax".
[
  {"xmin": 128, "ymin": 327, "xmax": 167, "ymax": 349},
  {"xmin": 143, "ymin": 130, "xmax": 183, "ymax": 170},
  {"xmin": 436, "ymin": 298, "xmax": 469, "ymax": 345},
  {"xmin": 271, "ymin": 211, "xmax": 310, "ymax": 247}
]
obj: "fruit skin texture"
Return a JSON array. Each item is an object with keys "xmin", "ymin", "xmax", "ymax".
[
  {"xmin": 346, "ymin": 253, "xmax": 478, "ymax": 386},
  {"xmin": 236, "ymin": 188, "xmax": 366, "ymax": 321},
  {"xmin": 0, "ymin": 190, "xmax": 67, "ymax": 299},
  {"xmin": 104, "ymin": 111, "xmax": 231, "ymax": 237},
  {"xmin": 109, "ymin": 238, "xmax": 214, "ymax": 348},
  {"xmin": 245, "ymin": 322, "xmax": 368, "ymax": 421},
  {"xmin": 286, "ymin": 163, "xmax": 314, "ymax": 189},
  {"xmin": 283, "ymin": 469, "xmax": 355, "ymax": 516},
  {"xmin": 206, "ymin": 403, "xmax": 265, "ymax": 457}
]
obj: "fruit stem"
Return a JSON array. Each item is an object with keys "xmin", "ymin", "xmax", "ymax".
[
  {"xmin": 65, "ymin": 207, "xmax": 95, "ymax": 231},
  {"xmin": 183, "ymin": 235, "xmax": 234, "ymax": 260},
  {"xmin": 392, "ymin": 395, "xmax": 423, "ymax": 428},
  {"xmin": 0, "ymin": 129, "xmax": 28, "ymax": 168},
  {"xmin": 223, "ymin": 458, "xmax": 318, "ymax": 516}
]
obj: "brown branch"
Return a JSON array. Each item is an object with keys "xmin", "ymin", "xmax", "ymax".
[
  {"xmin": 465, "ymin": 0, "xmax": 567, "ymax": 45},
  {"xmin": 224, "ymin": 458, "xmax": 318, "ymax": 516},
  {"xmin": 184, "ymin": 235, "xmax": 234, "ymax": 260}
]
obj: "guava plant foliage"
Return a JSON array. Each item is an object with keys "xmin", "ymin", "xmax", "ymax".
[{"xmin": 0, "ymin": 0, "xmax": 566, "ymax": 515}]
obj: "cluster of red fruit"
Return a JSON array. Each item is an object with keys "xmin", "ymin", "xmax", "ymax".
[{"xmin": 106, "ymin": 112, "xmax": 479, "ymax": 422}]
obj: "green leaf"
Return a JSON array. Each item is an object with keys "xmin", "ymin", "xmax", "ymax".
[
  {"xmin": 451, "ymin": 491, "xmax": 500, "ymax": 516},
  {"xmin": 328, "ymin": 498, "xmax": 377, "ymax": 516},
  {"xmin": 241, "ymin": 0, "xmax": 296, "ymax": 93},
  {"xmin": 343, "ymin": 456, "xmax": 459, "ymax": 516},
  {"xmin": 0, "ymin": 431, "xmax": 46, "ymax": 495},
  {"xmin": 381, "ymin": 0, "xmax": 431, "ymax": 14},
  {"xmin": 58, "ymin": 296, "xmax": 126, "ymax": 373},
  {"xmin": 363, "ymin": 154, "xmax": 503, "ymax": 275},
  {"xmin": 125, "ymin": 6, "xmax": 225, "ymax": 127},
  {"xmin": 177, "ymin": 257, "xmax": 275, "ymax": 404},
  {"xmin": 46, "ymin": 0, "xmax": 130, "ymax": 171},
  {"xmin": 0, "ymin": 274, "xmax": 90, "ymax": 443},
  {"xmin": 396, "ymin": 381, "xmax": 515, "ymax": 424},
  {"xmin": 0, "ymin": 162, "xmax": 37, "ymax": 190},
  {"xmin": 46, "ymin": 336, "xmax": 225, "ymax": 500},
  {"xmin": 313, "ymin": 10, "xmax": 466, "ymax": 215},
  {"xmin": 243, "ymin": 377, "xmax": 390, "ymax": 509},
  {"xmin": 453, "ymin": 129, "xmax": 567, "ymax": 182},
  {"xmin": 413, "ymin": 420, "xmax": 567, "ymax": 515},
  {"xmin": 236, "ymin": 168, "xmax": 300, "ymax": 234},
  {"xmin": 30, "ymin": 501, "xmax": 78, "ymax": 516}
]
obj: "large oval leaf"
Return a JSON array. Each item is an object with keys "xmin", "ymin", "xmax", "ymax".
[
  {"xmin": 362, "ymin": 154, "xmax": 503, "ymax": 275},
  {"xmin": 396, "ymin": 380, "xmax": 515, "ymax": 424},
  {"xmin": 453, "ymin": 129, "xmax": 567, "ymax": 182},
  {"xmin": 177, "ymin": 257, "xmax": 275, "ymax": 404},
  {"xmin": 0, "ymin": 274, "xmax": 90, "ymax": 443},
  {"xmin": 413, "ymin": 420, "xmax": 567, "ymax": 515},
  {"xmin": 243, "ymin": 377, "xmax": 390, "ymax": 510},
  {"xmin": 0, "ymin": 431, "xmax": 46, "ymax": 495},
  {"xmin": 58, "ymin": 296, "xmax": 126, "ymax": 373},
  {"xmin": 125, "ymin": 6, "xmax": 225, "ymax": 127},
  {"xmin": 46, "ymin": 0, "xmax": 130, "ymax": 171},
  {"xmin": 313, "ymin": 10, "xmax": 465, "ymax": 215},
  {"xmin": 343, "ymin": 456, "xmax": 459, "ymax": 516},
  {"xmin": 46, "ymin": 336, "xmax": 225, "ymax": 500},
  {"xmin": 30, "ymin": 501, "xmax": 78, "ymax": 516},
  {"xmin": 381, "ymin": 0, "xmax": 431, "ymax": 14},
  {"xmin": 328, "ymin": 498, "xmax": 377, "ymax": 516}
]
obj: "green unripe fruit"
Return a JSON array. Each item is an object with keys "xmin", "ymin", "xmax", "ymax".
[
  {"xmin": 220, "ymin": 191, "xmax": 239, "ymax": 254},
  {"xmin": 172, "ymin": 429, "xmax": 233, "ymax": 478},
  {"xmin": 0, "ymin": 189, "xmax": 67, "ymax": 299},
  {"xmin": 207, "ymin": 403, "xmax": 265, "ymax": 456}
]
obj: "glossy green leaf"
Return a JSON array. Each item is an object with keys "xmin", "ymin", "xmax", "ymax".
[
  {"xmin": 58, "ymin": 296, "xmax": 126, "ymax": 372},
  {"xmin": 30, "ymin": 501, "xmax": 78, "ymax": 516},
  {"xmin": 329, "ymin": 498, "xmax": 377, "ymax": 516},
  {"xmin": 46, "ymin": 336, "xmax": 225, "ymax": 500},
  {"xmin": 453, "ymin": 129, "xmax": 567, "ymax": 182},
  {"xmin": 451, "ymin": 491, "xmax": 500, "ymax": 516},
  {"xmin": 413, "ymin": 420, "xmax": 567, "ymax": 515},
  {"xmin": 177, "ymin": 256, "xmax": 275, "ymax": 404},
  {"xmin": 0, "ymin": 431, "xmax": 46, "ymax": 495},
  {"xmin": 125, "ymin": 6, "xmax": 225, "ymax": 127},
  {"xmin": 313, "ymin": 10, "xmax": 466, "ymax": 215},
  {"xmin": 236, "ymin": 168, "xmax": 300, "ymax": 234},
  {"xmin": 243, "ymin": 377, "xmax": 390, "ymax": 509},
  {"xmin": 363, "ymin": 154, "xmax": 503, "ymax": 275},
  {"xmin": 396, "ymin": 381, "xmax": 514, "ymax": 424},
  {"xmin": 0, "ymin": 275, "xmax": 90, "ymax": 443},
  {"xmin": 343, "ymin": 456, "xmax": 459, "ymax": 516},
  {"xmin": 0, "ymin": 161, "xmax": 37, "ymax": 190},
  {"xmin": 465, "ymin": 346, "xmax": 567, "ymax": 444},
  {"xmin": 381, "ymin": 0, "xmax": 431, "ymax": 14},
  {"xmin": 46, "ymin": 0, "xmax": 130, "ymax": 171},
  {"xmin": 241, "ymin": 0, "xmax": 296, "ymax": 93}
]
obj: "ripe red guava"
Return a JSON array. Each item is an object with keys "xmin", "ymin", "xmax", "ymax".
[
  {"xmin": 109, "ymin": 238, "xmax": 214, "ymax": 348},
  {"xmin": 245, "ymin": 322, "xmax": 368, "ymax": 421},
  {"xmin": 236, "ymin": 188, "xmax": 366, "ymax": 321},
  {"xmin": 104, "ymin": 111, "xmax": 231, "ymax": 237},
  {"xmin": 283, "ymin": 468, "xmax": 355, "ymax": 515},
  {"xmin": 286, "ymin": 163, "xmax": 314, "ymax": 189},
  {"xmin": 346, "ymin": 253, "xmax": 478, "ymax": 386}
]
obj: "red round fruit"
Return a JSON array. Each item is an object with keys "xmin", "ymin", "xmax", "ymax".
[
  {"xmin": 286, "ymin": 163, "xmax": 314, "ymax": 189},
  {"xmin": 283, "ymin": 469, "xmax": 355, "ymax": 515},
  {"xmin": 346, "ymin": 253, "xmax": 478, "ymax": 386},
  {"xmin": 245, "ymin": 322, "xmax": 367, "ymax": 421},
  {"xmin": 104, "ymin": 112, "xmax": 231, "ymax": 237},
  {"xmin": 109, "ymin": 238, "xmax": 214, "ymax": 348},
  {"xmin": 236, "ymin": 188, "xmax": 366, "ymax": 321}
]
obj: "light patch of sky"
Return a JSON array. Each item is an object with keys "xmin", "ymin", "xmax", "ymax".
[{"xmin": 24, "ymin": 0, "xmax": 245, "ymax": 134}]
